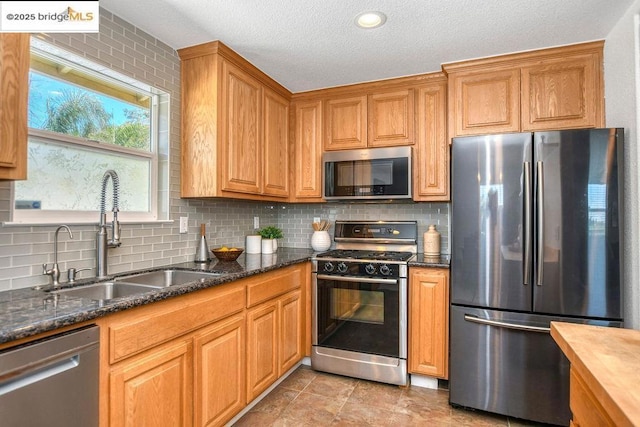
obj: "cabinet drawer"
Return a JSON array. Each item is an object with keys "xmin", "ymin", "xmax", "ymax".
[
  {"xmin": 108, "ymin": 282, "xmax": 245, "ymax": 363},
  {"xmin": 246, "ymin": 264, "xmax": 304, "ymax": 308}
]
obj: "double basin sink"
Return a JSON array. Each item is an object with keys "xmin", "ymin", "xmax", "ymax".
[{"xmin": 47, "ymin": 269, "xmax": 224, "ymax": 301}]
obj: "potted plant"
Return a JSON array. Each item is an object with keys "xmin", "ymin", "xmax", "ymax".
[{"xmin": 258, "ymin": 226, "xmax": 283, "ymax": 253}]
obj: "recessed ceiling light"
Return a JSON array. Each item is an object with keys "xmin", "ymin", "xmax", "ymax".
[{"xmin": 355, "ymin": 11, "xmax": 387, "ymax": 29}]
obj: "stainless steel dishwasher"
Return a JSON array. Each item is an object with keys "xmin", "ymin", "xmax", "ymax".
[{"xmin": 0, "ymin": 324, "xmax": 100, "ymax": 427}]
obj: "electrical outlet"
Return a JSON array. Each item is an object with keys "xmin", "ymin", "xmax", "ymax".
[
  {"xmin": 254, "ymin": 216, "xmax": 260, "ymax": 229},
  {"xmin": 179, "ymin": 216, "xmax": 188, "ymax": 233},
  {"xmin": 313, "ymin": 217, "xmax": 321, "ymax": 223}
]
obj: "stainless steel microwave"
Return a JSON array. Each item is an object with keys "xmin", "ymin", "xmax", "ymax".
[{"xmin": 323, "ymin": 146, "xmax": 412, "ymax": 201}]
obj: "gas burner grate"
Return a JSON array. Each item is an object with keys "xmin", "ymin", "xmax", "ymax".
[{"xmin": 314, "ymin": 249, "xmax": 414, "ymax": 262}]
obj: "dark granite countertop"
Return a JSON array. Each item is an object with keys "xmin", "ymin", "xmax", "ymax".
[
  {"xmin": 0, "ymin": 248, "xmax": 314, "ymax": 345},
  {"xmin": 409, "ymin": 253, "xmax": 450, "ymax": 268}
]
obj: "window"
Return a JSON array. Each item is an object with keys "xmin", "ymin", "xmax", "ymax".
[{"xmin": 12, "ymin": 39, "xmax": 169, "ymax": 224}]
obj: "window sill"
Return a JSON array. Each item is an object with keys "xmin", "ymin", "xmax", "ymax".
[{"xmin": 2, "ymin": 219, "xmax": 174, "ymax": 227}]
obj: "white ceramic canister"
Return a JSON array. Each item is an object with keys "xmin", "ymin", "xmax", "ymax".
[
  {"xmin": 423, "ymin": 224, "xmax": 441, "ymax": 256},
  {"xmin": 261, "ymin": 238, "xmax": 274, "ymax": 254},
  {"xmin": 311, "ymin": 230, "xmax": 331, "ymax": 252},
  {"xmin": 246, "ymin": 235, "xmax": 262, "ymax": 254}
]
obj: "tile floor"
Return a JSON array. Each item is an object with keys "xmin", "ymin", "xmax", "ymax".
[{"xmin": 232, "ymin": 365, "xmax": 548, "ymax": 426}]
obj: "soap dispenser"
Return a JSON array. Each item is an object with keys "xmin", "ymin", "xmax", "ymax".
[{"xmin": 195, "ymin": 223, "xmax": 210, "ymax": 262}]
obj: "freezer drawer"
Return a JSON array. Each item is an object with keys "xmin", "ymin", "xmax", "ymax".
[{"xmin": 449, "ymin": 306, "xmax": 620, "ymax": 426}]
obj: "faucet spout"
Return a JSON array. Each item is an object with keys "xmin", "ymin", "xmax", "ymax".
[
  {"xmin": 43, "ymin": 225, "xmax": 73, "ymax": 287},
  {"xmin": 97, "ymin": 170, "xmax": 122, "ymax": 279}
]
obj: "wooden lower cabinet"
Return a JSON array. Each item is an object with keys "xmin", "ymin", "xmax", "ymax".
[
  {"xmin": 246, "ymin": 299, "xmax": 279, "ymax": 401},
  {"xmin": 110, "ymin": 339, "xmax": 193, "ymax": 426},
  {"xmin": 246, "ymin": 289, "xmax": 303, "ymax": 402},
  {"xmin": 279, "ymin": 290, "xmax": 304, "ymax": 373},
  {"xmin": 194, "ymin": 315, "xmax": 245, "ymax": 427},
  {"xmin": 408, "ymin": 267, "xmax": 449, "ymax": 379},
  {"xmin": 569, "ymin": 367, "xmax": 614, "ymax": 427},
  {"xmin": 100, "ymin": 264, "xmax": 308, "ymax": 426}
]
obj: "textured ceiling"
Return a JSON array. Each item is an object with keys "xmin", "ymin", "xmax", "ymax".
[{"xmin": 99, "ymin": 0, "xmax": 634, "ymax": 93}]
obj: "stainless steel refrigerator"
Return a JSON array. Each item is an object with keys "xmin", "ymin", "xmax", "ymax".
[{"xmin": 449, "ymin": 129, "xmax": 624, "ymax": 426}]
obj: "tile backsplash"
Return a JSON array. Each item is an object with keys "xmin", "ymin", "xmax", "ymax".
[{"xmin": 0, "ymin": 8, "xmax": 450, "ymax": 291}]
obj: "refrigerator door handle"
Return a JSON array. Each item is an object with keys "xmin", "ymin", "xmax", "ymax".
[
  {"xmin": 536, "ymin": 160, "xmax": 544, "ymax": 286},
  {"xmin": 523, "ymin": 162, "xmax": 532, "ymax": 286},
  {"xmin": 464, "ymin": 314, "xmax": 550, "ymax": 333}
]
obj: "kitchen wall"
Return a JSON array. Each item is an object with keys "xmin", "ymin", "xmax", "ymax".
[
  {"xmin": 0, "ymin": 9, "xmax": 449, "ymax": 291},
  {"xmin": 604, "ymin": 0, "xmax": 640, "ymax": 330}
]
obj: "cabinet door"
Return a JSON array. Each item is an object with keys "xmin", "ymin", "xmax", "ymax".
[
  {"xmin": 324, "ymin": 95, "xmax": 367, "ymax": 150},
  {"xmin": 408, "ymin": 268, "xmax": 449, "ymax": 378},
  {"xmin": 279, "ymin": 290, "xmax": 303, "ymax": 374},
  {"xmin": 246, "ymin": 300, "xmax": 278, "ymax": 401},
  {"xmin": 221, "ymin": 60, "xmax": 262, "ymax": 194},
  {"xmin": 263, "ymin": 88, "xmax": 289, "ymax": 197},
  {"xmin": 292, "ymin": 100, "xmax": 323, "ymax": 201},
  {"xmin": 0, "ymin": 33, "xmax": 29, "ymax": 180},
  {"xmin": 521, "ymin": 53, "xmax": 603, "ymax": 131},
  {"xmin": 449, "ymin": 69, "xmax": 520, "ymax": 136},
  {"xmin": 368, "ymin": 89, "xmax": 414, "ymax": 147},
  {"xmin": 194, "ymin": 315, "xmax": 245, "ymax": 427},
  {"xmin": 110, "ymin": 339, "xmax": 193, "ymax": 426},
  {"xmin": 414, "ymin": 82, "xmax": 449, "ymax": 201}
]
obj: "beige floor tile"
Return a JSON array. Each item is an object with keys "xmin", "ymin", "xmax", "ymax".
[
  {"xmin": 302, "ymin": 372, "xmax": 358, "ymax": 401},
  {"xmin": 233, "ymin": 366, "xmax": 545, "ymax": 427},
  {"xmin": 279, "ymin": 391, "xmax": 345, "ymax": 425},
  {"xmin": 346, "ymin": 379, "xmax": 405, "ymax": 411}
]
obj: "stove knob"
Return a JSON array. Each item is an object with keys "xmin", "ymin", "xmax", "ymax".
[
  {"xmin": 365, "ymin": 263, "xmax": 376, "ymax": 275},
  {"xmin": 337, "ymin": 262, "xmax": 348, "ymax": 273},
  {"xmin": 379, "ymin": 264, "xmax": 391, "ymax": 276},
  {"xmin": 323, "ymin": 262, "xmax": 334, "ymax": 272}
]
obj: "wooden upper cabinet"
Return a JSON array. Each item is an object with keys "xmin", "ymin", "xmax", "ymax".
[
  {"xmin": 448, "ymin": 69, "xmax": 521, "ymax": 136},
  {"xmin": 221, "ymin": 60, "xmax": 262, "ymax": 195},
  {"xmin": 414, "ymin": 80, "xmax": 449, "ymax": 201},
  {"xmin": 521, "ymin": 53, "xmax": 602, "ymax": 131},
  {"xmin": 0, "ymin": 33, "xmax": 29, "ymax": 181},
  {"xmin": 263, "ymin": 88, "xmax": 289, "ymax": 197},
  {"xmin": 324, "ymin": 95, "xmax": 367, "ymax": 150},
  {"xmin": 444, "ymin": 41, "xmax": 605, "ymax": 138},
  {"xmin": 292, "ymin": 100, "xmax": 323, "ymax": 201},
  {"xmin": 178, "ymin": 41, "xmax": 291, "ymax": 201},
  {"xmin": 368, "ymin": 89, "xmax": 414, "ymax": 147}
]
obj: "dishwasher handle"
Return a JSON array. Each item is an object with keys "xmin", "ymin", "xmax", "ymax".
[
  {"xmin": 0, "ymin": 355, "xmax": 79, "ymax": 396},
  {"xmin": 0, "ymin": 325, "xmax": 99, "ymax": 395}
]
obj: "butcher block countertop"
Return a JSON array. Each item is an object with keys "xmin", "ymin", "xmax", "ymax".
[{"xmin": 551, "ymin": 321, "xmax": 640, "ymax": 427}]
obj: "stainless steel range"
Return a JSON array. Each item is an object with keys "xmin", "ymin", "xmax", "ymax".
[{"xmin": 311, "ymin": 220, "xmax": 417, "ymax": 386}]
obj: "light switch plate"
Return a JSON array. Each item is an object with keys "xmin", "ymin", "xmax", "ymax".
[
  {"xmin": 179, "ymin": 216, "xmax": 188, "ymax": 233},
  {"xmin": 313, "ymin": 217, "xmax": 321, "ymax": 223},
  {"xmin": 254, "ymin": 216, "xmax": 259, "ymax": 229}
]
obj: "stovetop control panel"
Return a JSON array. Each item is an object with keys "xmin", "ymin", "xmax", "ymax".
[{"xmin": 314, "ymin": 259, "xmax": 407, "ymax": 279}]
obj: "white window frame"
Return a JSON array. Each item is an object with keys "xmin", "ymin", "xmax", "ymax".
[{"xmin": 10, "ymin": 39, "xmax": 168, "ymax": 225}]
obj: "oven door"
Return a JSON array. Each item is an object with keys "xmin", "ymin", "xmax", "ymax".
[{"xmin": 313, "ymin": 273, "xmax": 406, "ymax": 359}]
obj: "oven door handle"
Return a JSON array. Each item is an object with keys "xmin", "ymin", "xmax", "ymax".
[{"xmin": 316, "ymin": 274, "xmax": 398, "ymax": 284}]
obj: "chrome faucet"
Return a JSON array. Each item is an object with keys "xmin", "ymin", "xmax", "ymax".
[
  {"xmin": 43, "ymin": 225, "xmax": 73, "ymax": 287},
  {"xmin": 96, "ymin": 170, "xmax": 122, "ymax": 279}
]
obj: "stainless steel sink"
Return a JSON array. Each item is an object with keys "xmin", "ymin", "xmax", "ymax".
[
  {"xmin": 50, "ymin": 282, "xmax": 163, "ymax": 300},
  {"xmin": 114, "ymin": 269, "xmax": 224, "ymax": 287}
]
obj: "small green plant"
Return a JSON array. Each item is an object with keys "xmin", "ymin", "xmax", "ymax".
[{"xmin": 258, "ymin": 225, "xmax": 283, "ymax": 239}]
